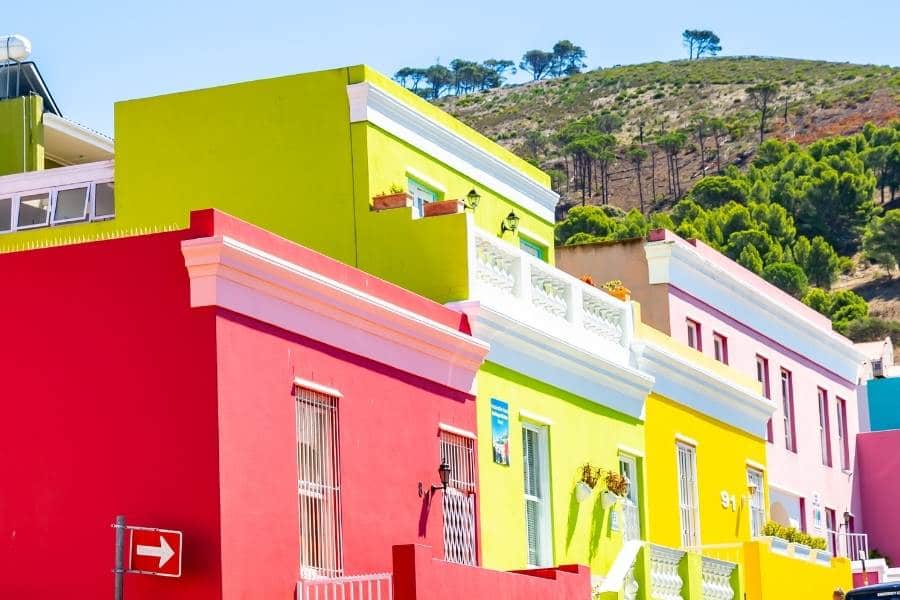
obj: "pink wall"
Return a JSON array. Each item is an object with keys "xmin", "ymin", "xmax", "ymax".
[
  {"xmin": 391, "ymin": 545, "xmax": 590, "ymax": 600},
  {"xmin": 0, "ymin": 231, "xmax": 223, "ymax": 599},
  {"xmin": 857, "ymin": 431, "xmax": 900, "ymax": 564},
  {"xmin": 667, "ymin": 274, "xmax": 859, "ymax": 536}
]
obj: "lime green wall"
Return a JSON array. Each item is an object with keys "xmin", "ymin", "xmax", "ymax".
[
  {"xmin": 476, "ymin": 361, "xmax": 644, "ymax": 576},
  {"xmin": 0, "ymin": 96, "xmax": 43, "ymax": 176}
]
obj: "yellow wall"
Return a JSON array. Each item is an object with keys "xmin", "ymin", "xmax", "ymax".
[
  {"xmin": 743, "ymin": 540, "xmax": 851, "ymax": 600},
  {"xmin": 476, "ymin": 362, "xmax": 645, "ymax": 576},
  {"xmin": 644, "ymin": 393, "xmax": 768, "ymax": 548}
]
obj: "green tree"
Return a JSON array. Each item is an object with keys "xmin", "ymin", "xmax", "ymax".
[
  {"xmin": 424, "ymin": 64, "xmax": 453, "ymax": 99},
  {"xmin": 746, "ymin": 82, "xmax": 780, "ymax": 143},
  {"xmin": 763, "ymin": 262, "xmax": 808, "ymax": 297},
  {"xmin": 481, "ymin": 59, "xmax": 516, "ymax": 88},
  {"xmin": 627, "ymin": 145, "xmax": 650, "ymax": 213},
  {"xmin": 737, "ymin": 244, "xmax": 764, "ymax": 275},
  {"xmin": 804, "ymin": 236, "xmax": 841, "ymax": 288},
  {"xmin": 690, "ymin": 176, "xmax": 749, "ymax": 208},
  {"xmin": 682, "ymin": 30, "xmax": 722, "ymax": 60},
  {"xmin": 550, "ymin": 40, "xmax": 587, "ymax": 76},
  {"xmin": 520, "ymin": 50, "xmax": 554, "ymax": 80},
  {"xmin": 863, "ymin": 210, "xmax": 900, "ymax": 275}
]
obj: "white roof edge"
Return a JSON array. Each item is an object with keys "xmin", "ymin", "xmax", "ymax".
[{"xmin": 44, "ymin": 113, "xmax": 114, "ymax": 154}]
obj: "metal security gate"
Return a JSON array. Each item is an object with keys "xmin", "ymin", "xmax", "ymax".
[
  {"xmin": 439, "ymin": 430, "xmax": 477, "ymax": 565},
  {"xmin": 677, "ymin": 443, "xmax": 700, "ymax": 548}
]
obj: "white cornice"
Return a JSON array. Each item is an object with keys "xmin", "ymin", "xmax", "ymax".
[
  {"xmin": 645, "ymin": 240, "xmax": 866, "ymax": 384},
  {"xmin": 347, "ymin": 82, "xmax": 558, "ymax": 223},
  {"xmin": 0, "ymin": 159, "xmax": 113, "ymax": 195},
  {"xmin": 448, "ymin": 300, "xmax": 654, "ymax": 420},
  {"xmin": 181, "ymin": 235, "xmax": 489, "ymax": 394},
  {"xmin": 634, "ymin": 340, "xmax": 776, "ymax": 437},
  {"xmin": 44, "ymin": 113, "xmax": 114, "ymax": 154}
]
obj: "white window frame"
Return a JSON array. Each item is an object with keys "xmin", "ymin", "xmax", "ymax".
[
  {"xmin": 0, "ymin": 196, "xmax": 12, "ymax": 232},
  {"xmin": 522, "ymin": 422, "xmax": 552, "ymax": 568},
  {"xmin": 836, "ymin": 397, "xmax": 849, "ymax": 471},
  {"xmin": 713, "ymin": 332, "xmax": 728, "ymax": 364},
  {"xmin": 676, "ymin": 442, "xmax": 701, "ymax": 549},
  {"xmin": 619, "ymin": 453, "xmax": 641, "ymax": 541},
  {"xmin": 781, "ymin": 369, "xmax": 796, "ymax": 453},
  {"xmin": 51, "ymin": 183, "xmax": 91, "ymax": 225},
  {"xmin": 747, "ymin": 468, "xmax": 765, "ymax": 538},
  {"xmin": 296, "ymin": 385, "xmax": 343, "ymax": 579},
  {"xmin": 818, "ymin": 388, "xmax": 831, "ymax": 467},
  {"xmin": 407, "ymin": 177, "xmax": 438, "ymax": 219},
  {"xmin": 14, "ymin": 188, "xmax": 53, "ymax": 230},
  {"xmin": 90, "ymin": 179, "xmax": 116, "ymax": 221},
  {"xmin": 686, "ymin": 319, "xmax": 701, "ymax": 351}
]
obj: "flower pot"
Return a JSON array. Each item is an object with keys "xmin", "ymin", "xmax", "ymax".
[
  {"xmin": 372, "ymin": 192, "xmax": 412, "ymax": 211},
  {"xmin": 575, "ymin": 481, "xmax": 593, "ymax": 503},
  {"xmin": 423, "ymin": 199, "xmax": 465, "ymax": 217},
  {"xmin": 601, "ymin": 490, "xmax": 620, "ymax": 509},
  {"xmin": 607, "ymin": 287, "xmax": 631, "ymax": 301}
]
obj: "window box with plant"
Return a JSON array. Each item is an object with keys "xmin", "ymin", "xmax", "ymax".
[
  {"xmin": 760, "ymin": 521, "xmax": 828, "ymax": 561},
  {"xmin": 372, "ymin": 184, "xmax": 413, "ymax": 211},
  {"xmin": 601, "ymin": 279, "xmax": 631, "ymax": 302},
  {"xmin": 575, "ymin": 464, "xmax": 629, "ymax": 508},
  {"xmin": 575, "ymin": 463, "xmax": 600, "ymax": 503}
]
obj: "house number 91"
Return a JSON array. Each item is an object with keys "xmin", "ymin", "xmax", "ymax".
[{"xmin": 720, "ymin": 491, "xmax": 737, "ymax": 511}]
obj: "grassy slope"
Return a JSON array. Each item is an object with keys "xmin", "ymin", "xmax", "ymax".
[{"xmin": 437, "ymin": 57, "xmax": 900, "ymax": 343}]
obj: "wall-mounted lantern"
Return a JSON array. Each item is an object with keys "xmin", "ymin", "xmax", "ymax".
[{"xmin": 501, "ymin": 211, "xmax": 520, "ymax": 235}]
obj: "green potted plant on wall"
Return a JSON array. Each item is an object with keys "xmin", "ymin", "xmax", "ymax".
[
  {"xmin": 372, "ymin": 184, "xmax": 412, "ymax": 210},
  {"xmin": 602, "ymin": 469, "xmax": 628, "ymax": 509}
]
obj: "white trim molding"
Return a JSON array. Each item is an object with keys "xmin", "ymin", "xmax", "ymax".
[
  {"xmin": 745, "ymin": 459, "xmax": 766, "ymax": 472},
  {"xmin": 347, "ymin": 82, "xmax": 558, "ymax": 222},
  {"xmin": 644, "ymin": 240, "xmax": 866, "ymax": 384},
  {"xmin": 182, "ymin": 235, "xmax": 489, "ymax": 394},
  {"xmin": 518, "ymin": 409, "xmax": 554, "ymax": 427},
  {"xmin": 438, "ymin": 422, "xmax": 477, "ymax": 440},
  {"xmin": 634, "ymin": 339, "xmax": 776, "ymax": 437},
  {"xmin": 449, "ymin": 300, "xmax": 654, "ymax": 420},
  {"xmin": 293, "ymin": 377, "xmax": 343, "ymax": 398},
  {"xmin": 617, "ymin": 444, "xmax": 645, "ymax": 458}
]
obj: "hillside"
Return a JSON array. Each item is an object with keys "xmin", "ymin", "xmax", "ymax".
[
  {"xmin": 437, "ymin": 57, "xmax": 900, "ymax": 213},
  {"xmin": 436, "ymin": 57, "xmax": 900, "ymax": 350}
]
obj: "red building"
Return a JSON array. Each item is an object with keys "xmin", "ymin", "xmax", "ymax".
[{"xmin": 0, "ymin": 209, "xmax": 590, "ymax": 599}]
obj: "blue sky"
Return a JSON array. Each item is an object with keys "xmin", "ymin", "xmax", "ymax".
[{"xmin": 6, "ymin": 0, "xmax": 899, "ymax": 135}]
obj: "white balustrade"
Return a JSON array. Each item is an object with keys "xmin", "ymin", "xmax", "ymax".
[
  {"xmin": 828, "ymin": 531, "xmax": 870, "ymax": 561},
  {"xmin": 648, "ymin": 545, "xmax": 685, "ymax": 600},
  {"xmin": 700, "ymin": 557, "xmax": 736, "ymax": 600},
  {"xmin": 622, "ymin": 501, "xmax": 641, "ymax": 542},
  {"xmin": 298, "ymin": 573, "xmax": 392, "ymax": 600},
  {"xmin": 624, "ymin": 563, "xmax": 640, "ymax": 600},
  {"xmin": 472, "ymin": 229, "xmax": 629, "ymax": 349}
]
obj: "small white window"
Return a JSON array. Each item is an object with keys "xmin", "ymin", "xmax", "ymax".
[
  {"xmin": 781, "ymin": 370, "xmax": 796, "ymax": 452},
  {"xmin": 17, "ymin": 192, "xmax": 51, "ymax": 229},
  {"xmin": 619, "ymin": 454, "xmax": 641, "ymax": 541},
  {"xmin": 686, "ymin": 319, "xmax": 701, "ymax": 351},
  {"xmin": 522, "ymin": 423, "xmax": 552, "ymax": 567},
  {"xmin": 407, "ymin": 178, "xmax": 436, "ymax": 218},
  {"xmin": 0, "ymin": 197, "xmax": 11, "ymax": 232},
  {"xmin": 676, "ymin": 442, "xmax": 700, "ymax": 548},
  {"xmin": 747, "ymin": 468, "xmax": 765, "ymax": 537},
  {"xmin": 713, "ymin": 333, "xmax": 728, "ymax": 364},
  {"xmin": 52, "ymin": 186, "xmax": 89, "ymax": 224},
  {"xmin": 296, "ymin": 386, "xmax": 343, "ymax": 578},
  {"xmin": 93, "ymin": 182, "xmax": 115, "ymax": 219}
]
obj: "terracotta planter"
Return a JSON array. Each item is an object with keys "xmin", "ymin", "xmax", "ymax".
[
  {"xmin": 423, "ymin": 199, "xmax": 465, "ymax": 217},
  {"xmin": 372, "ymin": 192, "xmax": 412, "ymax": 211},
  {"xmin": 606, "ymin": 287, "xmax": 631, "ymax": 302}
]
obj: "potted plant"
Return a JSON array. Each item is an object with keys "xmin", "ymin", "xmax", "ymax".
[
  {"xmin": 372, "ymin": 184, "xmax": 412, "ymax": 211},
  {"xmin": 575, "ymin": 463, "xmax": 600, "ymax": 503},
  {"xmin": 423, "ymin": 198, "xmax": 465, "ymax": 217},
  {"xmin": 579, "ymin": 275, "xmax": 596, "ymax": 286},
  {"xmin": 601, "ymin": 279, "xmax": 631, "ymax": 301},
  {"xmin": 601, "ymin": 470, "xmax": 628, "ymax": 509}
]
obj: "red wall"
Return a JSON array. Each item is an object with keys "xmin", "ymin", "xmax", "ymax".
[
  {"xmin": 215, "ymin": 310, "xmax": 478, "ymax": 592},
  {"xmin": 857, "ymin": 430, "xmax": 900, "ymax": 566},
  {"xmin": 0, "ymin": 231, "xmax": 222, "ymax": 599},
  {"xmin": 391, "ymin": 545, "xmax": 590, "ymax": 600}
]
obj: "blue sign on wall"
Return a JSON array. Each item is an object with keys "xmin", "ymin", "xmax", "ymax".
[{"xmin": 490, "ymin": 398, "xmax": 510, "ymax": 466}]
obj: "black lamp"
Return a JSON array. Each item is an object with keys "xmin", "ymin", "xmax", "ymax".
[
  {"xmin": 464, "ymin": 189, "xmax": 481, "ymax": 210},
  {"xmin": 501, "ymin": 211, "xmax": 520, "ymax": 235},
  {"xmin": 432, "ymin": 459, "xmax": 452, "ymax": 493}
]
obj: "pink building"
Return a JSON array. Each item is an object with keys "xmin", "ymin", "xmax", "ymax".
[{"xmin": 557, "ymin": 230, "xmax": 868, "ymax": 558}]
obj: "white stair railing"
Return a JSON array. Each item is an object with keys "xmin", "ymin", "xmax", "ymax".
[
  {"xmin": 648, "ymin": 544, "xmax": 685, "ymax": 600},
  {"xmin": 298, "ymin": 573, "xmax": 392, "ymax": 600},
  {"xmin": 700, "ymin": 556, "xmax": 736, "ymax": 600}
]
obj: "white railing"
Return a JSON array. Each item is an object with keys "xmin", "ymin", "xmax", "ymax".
[
  {"xmin": 298, "ymin": 573, "xmax": 392, "ymax": 600},
  {"xmin": 648, "ymin": 544, "xmax": 685, "ymax": 600},
  {"xmin": 622, "ymin": 501, "xmax": 641, "ymax": 542},
  {"xmin": 472, "ymin": 229, "xmax": 630, "ymax": 349},
  {"xmin": 700, "ymin": 557, "xmax": 736, "ymax": 600},
  {"xmin": 828, "ymin": 531, "xmax": 869, "ymax": 561}
]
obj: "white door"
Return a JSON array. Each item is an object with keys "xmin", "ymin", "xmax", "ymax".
[
  {"xmin": 523, "ymin": 424, "xmax": 552, "ymax": 567},
  {"xmin": 747, "ymin": 468, "xmax": 765, "ymax": 537},
  {"xmin": 619, "ymin": 455, "xmax": 641, "ymax": 541},
  {"xmin": 676, "ymin": 443, "xmax": 700, "ymax": 548}
]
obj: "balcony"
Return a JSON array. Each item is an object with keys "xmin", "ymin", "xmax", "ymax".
[
  {"xmin": 828, "ymin": 531, "xmax": 869, "ymax": 562},
  {"xmin": 0, "ymin": 160, "xmax": 114, "ymax": 235},
  {"xmin": 449, "ymin": 228, "xmax": 653, "ymax": 418}
]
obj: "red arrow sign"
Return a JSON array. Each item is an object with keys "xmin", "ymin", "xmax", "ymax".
[{"xmin": 128, "ymin": 526, "xmax": 182, "ymax": 577}]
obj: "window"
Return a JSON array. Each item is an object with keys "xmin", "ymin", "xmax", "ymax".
[
  {"xmin": 296, "ymin": 386, "xmax": 343, "ymax": 578},
  {"xmin": 713, "ymin": 332, "xmax": 728, "ymax": 364},
  {"xmin": 52, "ymin": 186, "xmax": 89, "ymax": 224},
  {"xmin": 686, "ymin": 319, "xmax": 702, "ymax": 351},
  {"xmin": 799, "ymin": 496, "xmax": 808, "ymax": 532},
  {"xmin": 837, "ymin": 398, "xmax": 850, "ymax": 471},
  {"xmin": 439, "ymin": 430, "xmax": 477, "ymax": 566},
  {"xmin": 407, "ymin": 177, "xmax": 437, "ymax": 218},
  {"xmin": 519, "ymin": 237, "xmax": 547, "ymax": 261},
  {"xmin": 17, "ymin": 192, "xmax": 51, "ymax": 229},
  {"xmin": 781, "ymin": 369, "xmax": 797, "ymax": 453},
  {"xmin": 747, "ymin": 468, "xmax": 765, "ymax": 538},
  {"xmin": 619, "ymin": 454, "xmax": 641, "ymax": 541},
  {"xmin": 92, "ymin": 182, "xmax": 115, "ymax": 219},
  {"xmin": 522, "ymin": 423, "xmax": 551, "ymax": 567},
  {"xmin": 676, "ymin": 443, "xmax": 700, "ymax": 548},
  {"xmin": 818, "ymin": 388, "xmax": 832, "ymax": 467},
  {"xmin": 0, "ymin": 197, "xmax": 11, "ymax": 232},
  {"xmin": 757, "ymin": 356, "xmax": 773, "ymax": 443}
]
